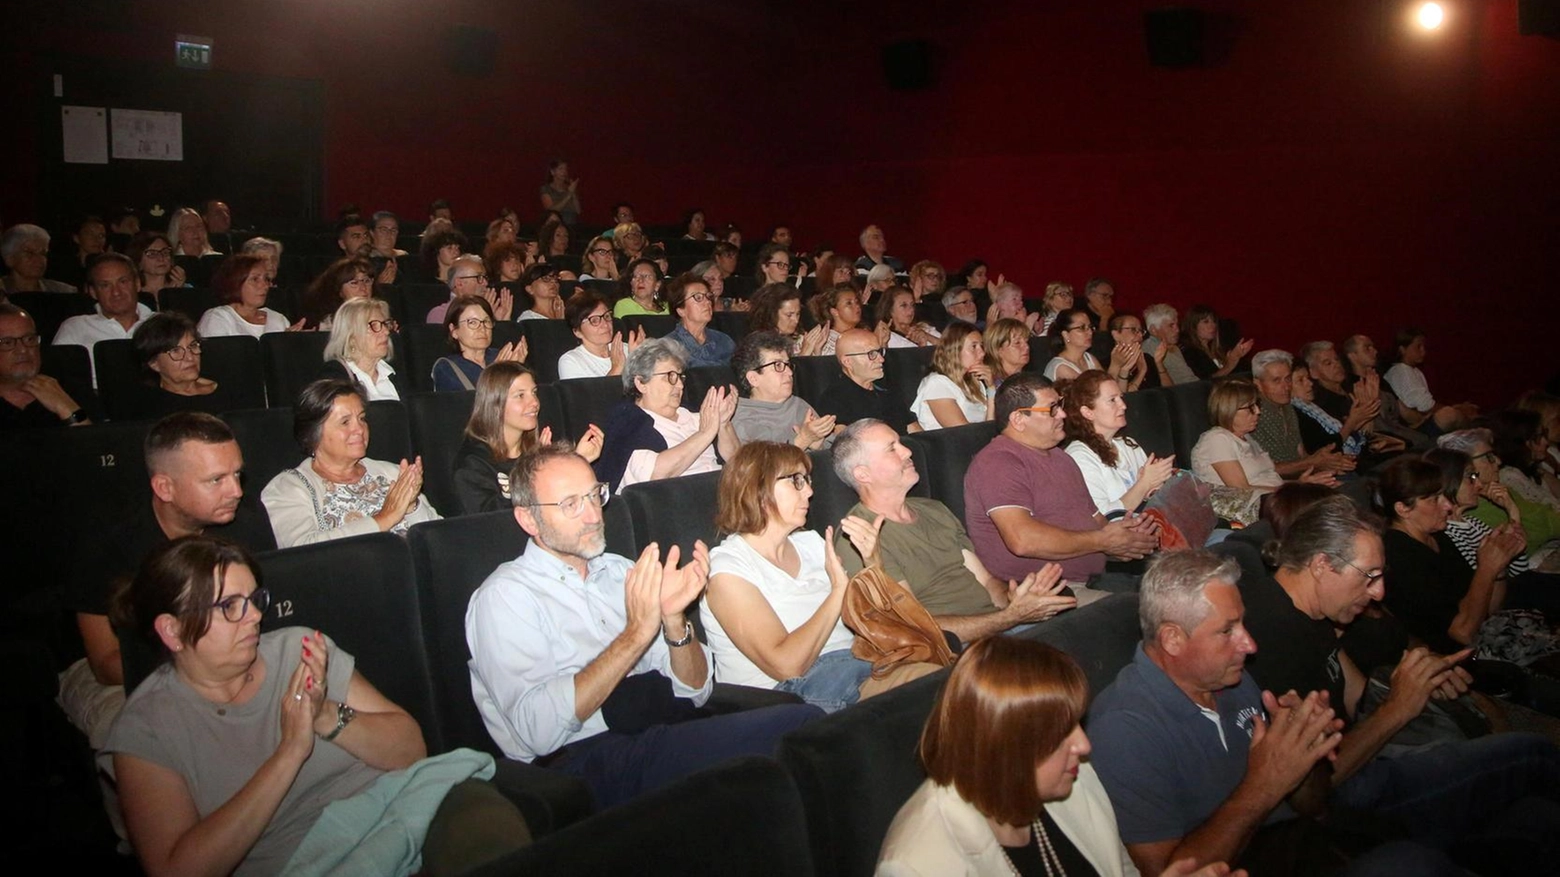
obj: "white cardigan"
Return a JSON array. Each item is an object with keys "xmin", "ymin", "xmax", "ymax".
[{"xmin": 877, "ymin": 766, "xmax": 1139, "ymax": 877}]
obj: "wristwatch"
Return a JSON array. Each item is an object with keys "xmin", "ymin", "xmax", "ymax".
[
  {"xmin": 323, "ymin": 701, "xmax": 357, "ymax": 741},
  {"xmin": 663, "ymin": 619, "xmax": 695, "ymax": 648}
]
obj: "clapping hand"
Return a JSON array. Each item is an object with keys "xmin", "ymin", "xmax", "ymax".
[
  {"xmin": 376, "ymin": 258, "xmax": 398, "ymax": 285},
  {"xmin": 375, "ymin": 457, "xmax": 424, "ymax": 530},
  {"xmin": 793, "ymin": 409, "xmax": 837, "ymax": 448},
  {"xmin": 576, "ymin": 424, "xmax": 605, "ymax": 462},
  {"xmin": 1229, "ymin": 338, "xmax": 1255, "ymax": 362},
  {"xmin": 494, "ymin": 339, "xmax": 527, "ymax": 363},
  {"xmin": 839, "ymin": 513, "xmax": 887, "ymax": 563},
  {"xmin": 1004, "ymin": 564, "xmax": 1076, "ymax": 623}
]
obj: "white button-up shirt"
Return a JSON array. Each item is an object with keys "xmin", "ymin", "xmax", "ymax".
[
  {"xmin": 344, "ymin": 359, "xmax": 399, "ymax": 401},
  {"xmin": 465, "ymin": 540, "xmax": 712, "ymax": 762},
  {"xmin": 52, "ymin": 303, "xmax": 155, "ymax": 385}
]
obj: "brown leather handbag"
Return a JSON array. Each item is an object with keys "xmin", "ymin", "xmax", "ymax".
[{"xmin": 841, "ymin": 563, "xmax": 956, "ymax": 678}]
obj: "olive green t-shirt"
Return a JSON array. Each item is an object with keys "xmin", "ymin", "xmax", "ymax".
[{"xmin": 834, "ymin": 497, "xmax": 996, "ymax": 616}]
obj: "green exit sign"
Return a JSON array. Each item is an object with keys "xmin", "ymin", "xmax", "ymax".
[{"xmin": 175, "ymin": 35, "xmax": 212, "ymax": 70}]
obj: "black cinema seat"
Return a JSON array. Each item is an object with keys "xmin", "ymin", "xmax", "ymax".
[
  {"xmin": 554, "ymin": 375, "xmax": 625, "ymax": 443},
  {"xmin": 788, "ymin": 355, "xmax": 839, "ymax": 410},
  {"xmin": 259, "ymin": 331, "xmax": 330, "ymax": 407},
  {"xmin": 40, "ymin": 342, "xmax": 100, "ymax": 420},
  {"xmin": 1121, "ymin": 388, "xmax": 1177, "ymax": 463},
  {"xmin": 802, "ymin": 446, "xmax": 933, "ymax": 536},
  {"xmin": 619, "ymin": 314, "xmax": 676, "ymax": 339},
  {"xmin": 94, "ymin": 336, "xmax": 266, "ymax": 421},
  {"xmin": 406, "ymin": 388, "xmax": 566, "ymax": 517},
  {"xmin": 518, "ymin": 319, "xmax": 577, "ymax": 385},
  {"xmin": 881, "ymin": 346, "xmax": 933, "ymax": 412},
  {"xmin": 1163, "ymin": 380, "xmax": 1214, "ymax": 468},
  {"xmin": 618, "ymin": 470, "xmax": 722, "ymax": 558}
]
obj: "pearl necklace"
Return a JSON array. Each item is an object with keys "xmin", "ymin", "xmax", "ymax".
[{"xmin": 1002, "ymin": 816, "xmax": 1067, "ymax": 877}]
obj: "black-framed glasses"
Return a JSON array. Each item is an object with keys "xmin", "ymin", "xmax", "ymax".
[
  {"xmin": 529, "ymin": 482, "xmax": 610, "ymax": 518},
  {"xmin": 947, "ymin": 298, "xmax": 975, "ymax": 308},
  {"xmin": 687, "ymin": 292, "xmax": 714, "ymax": 304},
  {"xmin": 0, "ymin": 333, "xmax": 42, "ymax": 350},
  {"xmin": 453, "ymin": 273, "xmax": 487, "ymax": 283},
  {"xmin": 141, "ymin": 247, "xmax": 172, "ymax": 258},
  {"xmin": 843, "ymin": 348, "xmax": 888, "ymax": 361},
  {"xmin": 1065, "ymin": 323, "xmax": 1092, "ymax": 333},
  {"xmin": 582, "ymin": 312, "xmax": 613, "ymax": 326},
  {"xmin": 367, "ymin": 319, "xmax": 399, "ymax": 333},
  {"xmin": 460, "ymin": 318, "xmax": 495, "ymax": 330},
  {"xmin": 652, "ymin": 370, "xmax": 686, "ymax": 386},
  {"xmin": 764, "ymin": 260, "xmax": 791, "ymax": 269},
  {"xmin": 589, "ymin": 248, "xmax": 613, "ymax": 257},
  {"xmin": 162, "ymin": 341, "xmax": 203, "ymax": 360},
  {"xmin": 754, "ymin": 359, "xmax": 793, "ymax": 374},
  {"xmin": 1239, "ymin": 402, "xmax": 1261, "ymax": 413},
  {"xmin": 776, "ymin": 472, "xmax": 812, "ymax": 490},
  {"xmin": 213, "ymin": 587, "xmax": 270, "ymax": 623},
  {"xmin": 1341, "ymin": 559, "xmax": 1384, "ymax": 585}
]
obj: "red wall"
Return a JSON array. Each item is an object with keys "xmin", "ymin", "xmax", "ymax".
[{"xmin": 5, "ymin": 0, "xmax": 1558, "ymax": 405}]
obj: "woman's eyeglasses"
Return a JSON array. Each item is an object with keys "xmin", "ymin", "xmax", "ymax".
[
  {"xmin": 367, "ymin": 319, "xmax": 400, "ymax": 334},
  {"xmin": 162, "ymin": 341, "xmax": 203, "ymax": 360},
  {"xmin": 754, "ymin": 359, "xmax": 793, "ymax": 374},
  {"xmin": 460, "ymin": 318, "xmax": 495, "ymax": 330},
  {"xmin": 213, "ymin": 587, "xmax": 270, "ymax": 623},
  {"xmin": 529, "ymin": 482, "xmax": 610, "ymax": 518},
  {"xmin": 582, "ymin": 313, "xmax": 613, "ymax": 326},
  {"xmin": 141, "ymin": 247, "xmax": 172, "ymax": 258},
  {"xmin": 775, "ymin": 472, "xmax": 812, "ymax": 490},
  {"xmin": 652, "ymin": 370, "xmax": 686, "ymax": 386}
]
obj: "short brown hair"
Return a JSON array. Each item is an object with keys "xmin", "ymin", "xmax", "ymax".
[
  {"xmin": 920, "ymin": 637, "xmax": 1088, "ymax": 825},
  {"xmin": 715, "ymin": 442, "xmax": 811, "ymax": 536},
  {"xmin": 443, "ymin": 293, "xmax": 495, "ymax": 351},
  {"xmin": 210, "ymin": 253, "xmax": 267, "ymax": 304},
  {"xmin": 111, "ymin": 535, "xmax": 258, "ymax": 664},
  {"xmin": 1206, "ymin": 379, "xmax": 1259, "ymax": 431}
]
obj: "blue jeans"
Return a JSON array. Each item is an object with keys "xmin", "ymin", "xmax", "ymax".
[
  {"xmin": 776, "ymin": 648, "xmax": 874, "ymax": 713},
  {"xmin": 1333, "ymin": 732, "xmax": 1560, "ymax": 873}
]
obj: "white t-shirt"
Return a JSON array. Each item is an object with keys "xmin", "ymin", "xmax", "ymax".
[
  {"xmin": 911, "ymin": 373, "xmax": 988, "ymax": 431},
  {"xmin": 704, "ymin": 530, "xmax": 855, "ymax": 689},
  {"xmin": 1065, "ymin": 437, "xmax": 1150, "ymax": 514},
  {"xmin": 196, "ymin": 305, "xmax": 292, "ymax": 339},
  {"xmin": 557, "ymin": 345, "xmax": 611, "ymax": 380},
  {"xmin": 1044, "ymin": 352, "xmax": 1101, "ymax": 382},
  {"xmin": 1191, "ymin": 427, "xmax": 1282, "ymax": 490}
]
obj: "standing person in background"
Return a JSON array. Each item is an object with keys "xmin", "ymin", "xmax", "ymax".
[{"xmin": 539, "ymin": 159, "xmax": 581, "ymax": 225}]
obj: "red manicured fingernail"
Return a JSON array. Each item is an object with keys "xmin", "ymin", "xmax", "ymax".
[
  {"xmin": 306, "ymin": 676, "xmax": 313, "ymax": 689},
  {"xmin": 303, "ymin": 647, "xmax": 311, "ymax": 657}
]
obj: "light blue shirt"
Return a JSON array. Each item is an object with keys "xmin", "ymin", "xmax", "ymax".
[{"xmin": 465, "ymin": 540, "xmax": 712, "ymax": 762}]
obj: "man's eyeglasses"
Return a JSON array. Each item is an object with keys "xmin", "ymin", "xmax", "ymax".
[
  {"xmin": 1341, "ymin": 559, "xmax": 1384, "ymax": 585},
  {"xmin": 776, "ymin": 472, "xmax": 812, "ymax": 490},
  {"xmin": 453, "ymin": 274, "xmax": 487, "ymax": 284},
  {"xmin": 653, "ymin": 370, "xmax": 686, "ymax": 386},
  {"xmin": 947, "ymin": 298, "xmax": 975, "ymax": 308},
  {"xmin": 0, "ymin": 333, "xmax": 42, "ymax": 351},
  {"xmin": 754, "ymin": 359, "xmax": 793, "ymax": 374},
  {"xmin": 374, "ymin": 226, "xmax": 399, "ymax": 236},
  {"xmin": 213, "ymin": 587, "xmax": 270, "ymax": 623},
  {"xmin": 529, "ymin": 482, "xmax": 610, "ymax": 518},
  {"xmin": 843, "ymin": 348, "xmax": 888, "ymax": 361},
  {"xmin": 162, "ymin": 341, "xmax": 203, "ymax": 360},
  {"xmin": 367, "ymin": 319, "xmax": 400, "ymax": 334},
  {"xmin": 460, "ymin": 318, "xmax": 495, "ymax": 330},
  {"xmin": 582, "ymin": 313, "xmax": 613, "ymax": 326},
  {"xmin": 1017, "ymin": 404, "xmax": 1062, "ymax": 417}
]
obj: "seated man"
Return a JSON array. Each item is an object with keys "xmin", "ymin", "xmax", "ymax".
[
  {"xmin": 427, "ymin": 254, "xmax": 489, "ymax": 324},
  {"xmin": 466, "ymin": 443, "xmax": 820, "ymax": 809},
  {"xmin": 338, "ymin": 213, "xmax": 396, "ymax": 285},
  {"xmin": 853, "ymin": 224, "xmax": 906, "ymax": 276},
  {"xmin": 53, "ymin": 253, "xmax": 154, "ymax": 386},
  {"xmin": 1088, "ymin": 551, "xmax": 1459, "ymax": 875},
  {"xmin": 0, "ymin": 303, "xmax": 90, "ymax": 428},
  {"xmin": 963, "ymin": 373, "xmax": 1158, "ymax": 598},
  {"xmin": 940, "ymin": 287, "xmax": 980, "ymax": 329},
  {"xmin": 1248, "ymin": 349, "xmax": 1354, "ymax": 479},
  {"xmin": 59, "ymin": 411, "xmax": 273, "ymax": 747},
  {"xmin": 1243, "ymin": 496, "xmax": 1560, "ymax": 870},
  {"xmin": 812, "ymin": 327, "xmax": 918, "ymax": 433},
  {"xmin": 201, "ymin": 199, "xmax": 233, "ymax": 253},
  {"xmin": 1342, "ymin": 333, "xmax": 1431, "ymax": 450},
  {"xmin": 829, "ymin": 419, "xmax": 1077, "ymax": 641}
]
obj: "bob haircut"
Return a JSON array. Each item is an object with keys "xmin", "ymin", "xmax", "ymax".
[
  {"xmin": 983, "ymin": 317, "xmax": 1032, "ymax": 380},
  {"xmin": 1206, "ymin": 379, "xmax": 1260, "ymax": 431},
  {"xmin": 875, "ymin": 286, "xmax": 915, "ymax": 328},
  {"xmin": 292, "ymin": 378, "xmax": 367, "ymax": 455},
  {"xmin": 565, "ymin": 288, "xmax": 611, "ymax": 331},
  {"xmin": 111, "ymin": 535, "xmax": 259, "ymax": 664},
  {"xmin": 920, "ymin": 636, "xmax": 1088, "ymax": 826},
  {"xmin": 133, "ymin": 311, "xmax": 200, "ymax": 373},
  {"xmin": 714, "ymin": 441, "xmax": 811, "ymax": 536},
  {"xmin": 323, "ymin": 297, "xmax": 394, "ymax": 365},
  {"xmin": 664, "ymin": 272, "xmax": 710, "ymax": 319},
  {"xmin": 443, "ymin": 294, "xmax": 495, "ymax": 351},
  {"xmin": 483, "ymin": 239, "xmax": 528, "ymax": 280},
  {"xmin": 930, "ymin": 321, "xmax": 986, "ymax": 404},
  {"xmin": 210, "ymin": 254, "xmax": 268, "ymax": 305},
  {"xmin": 465, "ymin": 361, "xmax": 541, "ymax": 463},
  {"xmin": 1373, "ymin": 455, "xmax": 1446, "ymax": 521},
  {"xmin": 127, "ymin": 231, "xmax": 173, "ymax": 272},
  {"xmin": 747, "ymin": 283, "xmax": 804, "ymax": 335}
]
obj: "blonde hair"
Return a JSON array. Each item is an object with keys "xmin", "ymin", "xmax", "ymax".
[
  {"xmin": 931, "ymin": 322, "xmax": 987, "ymax": 404},
  {"xmin": 323, "ymin": 297, "xmax": 394, "ymax": 365}
]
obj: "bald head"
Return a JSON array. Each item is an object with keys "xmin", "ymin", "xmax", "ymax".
[{"xmin": 836, "ymin": 328, "xmax": 884, "ymax": 387}]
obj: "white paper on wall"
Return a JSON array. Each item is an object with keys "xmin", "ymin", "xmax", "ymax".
[
  {"xmin": 62, "ymin": 106, "xmax": 108, "ymax": 164},
  {"xmin": 111, "ymin": 109, "xmax": 184, "ymax": 161}
]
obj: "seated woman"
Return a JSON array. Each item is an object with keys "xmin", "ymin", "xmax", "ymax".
[
  {"xmin": 863, "ymin": 264, "xmax": 897, "ymax": 309},
  {"xmin": 1383, "ymin": 327, "xmax": 1476, "ymax": 435},
  {"xmin": 731, "ymin": 331, "xmax": 836, "ymax": 449},
  {"xmin": 1516, "ymin": 391, "xmax": 1560, "ymax": 497},
  {"xmin": 879, "ymin": 636, "xmax": 1233, "ymax": 877},
  {"xmin": 664, "ymin": 272, "xmax": 734, "ymax": 367},
  {"xmin": 517, "ymin": 264, "xmax": 565, "ymax": 321},
  {"xmin": 1061, "ymin": 370, "xmax": 1175, "ymax": 516},
  {"xmin": 812, "ymin": 283, "xmax": 865, "ymax": 356},
  {"xmin": 123, "ymin": 313, "xmax": 236, "ymax": 419},
  {"xmin": 128, "ymin": 231, "xmax": 187, "ymax": 304},
  {"xmin": 430, "ymin": 294, "xmax": 526, "ymax": 392},
  {"xmin": 240, "ymin": 236, "xmax": 284, "ymax": 283},
  {"xmin": 813, "ymin": 253, "xmax": 857, "ymax": 297},
  {"xmin": 611, "ymin": 221, "xmax": 649, "ymax": 266},
  {"xmin": 262, "ymin": 379, "xmax": 439, "ymax": 547},
  {"xmin": 417, "ymin": 228, "xmax": 467, "ymax": 285},
  {"xmin": 1378, "ymin": 455, "xmax": 1525, "ymax": 654},
  {"xmin": 612, "ymin": 258, "xmax": 667, "ymax": 318},
  {"xmin": 1493, "ymin": 408, "xmax": 1560, "ymax": 516},
  {"xmin": 576, "ymin": 235, "xmax": 619, "ymax": 282},
  {"xmin": 536, "ymin": 218, "xmax": 570, "ymax": 267},
  {"xmin": 198, "ymin": 254, "xmax": 299, "ymax": 338},
  {"xmin": 878, "ymin": 286, "xmax": 939, "ymax": 348},
  {"xmin": 1107, "ymin": 313, "xmax": 1153, "ymax": 390},
  {"xmin": 1178, "ymin": 304, "xmax": 1254, "ymax": 380},
  {"xmin": 168, "ymin": 207, "xmax": 218, "ymax": 257},
  {"xmin": 1043, "ymin": 307, "xmax": 1105, "ymax": 381},
  {"xmin": 703, "ymin": 443, "xmax": 880, "ymax": 712},
  {"xmin": 1289, "ymin": 359, "xmax": 1396, "ymax": 458},
  {"xmin": 1425, "ymin": 447, "xmax": 1534, "ymax": 583},
  {"xmin": 748, "ymin": 283, "xmax": 827, "ymax": 356},
  {"xmin": 1037, "ymin": 281, "xmax": 1074, "ymax": 335},
  {"xmin": 1190, "ymin": 379, "xmax": 1287, "ymax": 493},
  {"xmin": 1443, "ymin": 427, "xmax": 1560, "ymax": 571},
  {"xmin": 987, "ymin": 281, "xmax": 1038, "ymax": 335},
  {"xmin": 103, "ymin": 536, "xmax": 519, "ymax": 877},
  {"xmin": 954, "ymin": 258, "xmax": 990, "ymax": 303},
  {"xmin": 299, "ymin": 257, "xmax": 375, "ymax": 331},
  {"xmin": 558, "ymin": 289, "xmax": 640, "ymax": 380},
  {"xmin": 453, "ymin": 362, "xmax": 602, "ymax": 514},
  {"xmin": 320, "ymin": 297, "xmax": 404, "ymax": 401},
  {"xmin": 485, "ymin": 217, "xmax": 517, "ymax": 249},
  {"xmin": 983, "ymin": 317, "xmax": 1032, "ymax": 385},
  {"xmin": 484, "ymin": 239, "xmax": 530, "ymax": 287},
  {"xmin": 681, "ymin": 207, "xmax": 716, "ymax": 241},
  {"xmin": 595, "ymin": 338, "xmax": 738, "ymax": 491},
  {"xmin": 911, "ymin": 322, "xmax": 995, "ymax": 431}
]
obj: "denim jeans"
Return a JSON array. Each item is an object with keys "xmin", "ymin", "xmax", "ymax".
[{"xmin": 776, "ymin": 648, "xmax": 874, "ymax": 713}]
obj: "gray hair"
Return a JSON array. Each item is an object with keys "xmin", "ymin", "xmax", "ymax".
[
  {"xmin": 992, "ymin": 281, "xmax": 1023, "ymax": 304},
  {"xmin": 1139, "ymin": 550, "xmax": 1240, "ymax": 642},
  {"xmin": 1, "ymin": 224, "xmax": 50, "ymax": 262},
  {"xmin": 1297, "ymin": 341, "xmax": 1334, "ymax": 370},
  {"xmin": 830, "ymin": 418, "xmax": 888, "ymax": 486},
  {"xmin": 859, "ymin": 225, "xmax": 879, "ymax": 248},
  {"xmin": 1270, "ymin": 495, "xmax": 1372, "ymax": 572},
  {"xmin": 446, "ymin": 254, "xmax": 485, "ymax": 290},
  {"xmin": 1438, "ymin": 428, "xmax": 1494, "ymax": 455},
  {"xmin": 623, "ymin": 337, "xmax": 686, "ymax": 396},
  {"xmin": 1250, "ymin": 348, "xmax": 1293, "ymax": 378},
  {"xmin": 1143, "ymin": 303, "xmax": 1177, "ymax": 332},
  {"xmin": 510, "ymin": 441, "xmax": 580, "ymax": 508},
  {"xmin": 323, "ymin": 297, "xmax": 393, "ymax": 364},
  {"xmin": 866, "ymin": 263, "xmax": 895, "ymax": 285},
  {"xmin": 690, "ymin": 260, "xmax": 718, "ymax": 278},
  {"xmin": 240, "ymin": 236, "xmax": 283, "ymax": 257},
  {"xmin": 941, "ymin": 286, "xmax": 971, "ymax": 309}
]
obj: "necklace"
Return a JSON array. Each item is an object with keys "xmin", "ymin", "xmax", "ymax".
[{"xmin": 1001, "ymin": 816, "xmax": 1067, "ymax": 877}]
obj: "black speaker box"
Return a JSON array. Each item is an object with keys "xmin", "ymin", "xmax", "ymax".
[
  {"xmin": 1145, "ymin": 8, "xmax": 1206, "ymax": 68},
  {"xmin": 882, "ymin": 40, "xmax": 934, "ymax": 91},
  {"xmin": 444, "ymin": 24, "xmax": 498, "ymax": 77},
  {"xmin": 1520, "ymin": 0, "xmax": 1560, "ymax": 36}
]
